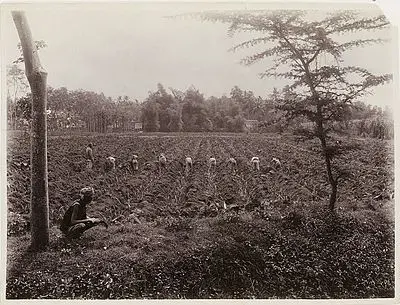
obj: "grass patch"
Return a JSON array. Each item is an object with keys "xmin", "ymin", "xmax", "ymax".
[{"xmin": 7, "ymin": 205, "xmax": 394, "ymax": 299}]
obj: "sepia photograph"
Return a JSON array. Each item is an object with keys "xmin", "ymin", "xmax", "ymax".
[{"xmin": 1, "ymin": 0, "xmax": 397, "ymax": 301}]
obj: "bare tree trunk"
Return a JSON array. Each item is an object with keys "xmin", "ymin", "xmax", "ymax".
[
  {"xmin": 12, "ymin": 11, "xmax": 49, "ymax": 250},
  {"xmin": 329, "ymin": 181, "xmax": 338, "ymax": 211},
  {"xmin": 316, "ymin": 113, "xmax": 337, "ymax": 212}
]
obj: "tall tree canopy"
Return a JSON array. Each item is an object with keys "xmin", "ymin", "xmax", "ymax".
[{"xmin": 192, "ymin": 10, "xmax": 392, "ymax": 210}]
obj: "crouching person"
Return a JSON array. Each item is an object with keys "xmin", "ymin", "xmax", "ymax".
[
  {"xmin": 158, "ymin": 153, "xmax": 167, "ymax": 174},
  {"xmin": 227, "ymin": 157, "xmax": 237, "ymax": 173},
  {"xmin": 185, "ymin": 156, "xmax": 193, "ymax": 172},
  {"xmin": 251, "ymin": 157, "xmax": 260, "ymax": 171},
  {"xmin": 105, "ymin": 156, "xmax": 116, "ymax": 171},
  {"xmin": 60, "ymin": 187, "xmax": 108, "ymax": 239},
  {"xmin": 208, "ymin": 156, "xmax": 216, "ymax": 171},
  {"xmin": 271, "ymin": 157, "xmax": 281, "ymax": 169},
  {"xmin": 130, "ymin": 154, "xmax": 139, "ymax": 172}
]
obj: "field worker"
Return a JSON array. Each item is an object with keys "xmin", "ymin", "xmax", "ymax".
[
  {"xmin": 209, "ymin": 156, "xmax": 216, "ymax": 170},
  {"xmin": 272, "ymin": 157, "xmax": 281, "ymax": 169},
  {"xmin": 228, "ymin": 157, "xmax": 237, "ymax": 172},
  {"xmin": 251, "ymin": 157, "xmax": 260, "ymax": 171},
  {"xmin": 131, "ymin": 154, "xmax": 139, "ymax": 171},
  {"xmin": 60, "ymin": 187, "xmax": 108, "ymax": 239},
  {"xmin": 159, "ymin": 153, "xmax": 167, "ymax": 168},
  {"xmin": 105, "ymin": 156, "xmax": 116, "ymax": 171},
  {"xmin": 86, "ymin": 143, "xmax": 94, "ymax": 169},
  {"xmin": 185, "ymin": 156, "xmax": 193, "ymax": 171},
  {"xmin": 228, "ymin": 157, "xmax": 237, "ymax": 165}
]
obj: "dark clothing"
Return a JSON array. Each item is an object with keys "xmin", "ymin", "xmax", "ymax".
[
  {"xmin": 60, "ymin": 201, "xmax": 87, "ymax": 233},
  {"xmin": 65, "ymin": 222, "xmax": 99, "ymax": 239}
]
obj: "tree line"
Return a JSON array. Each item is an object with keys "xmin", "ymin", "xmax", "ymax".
[
  {"xmin": 8, "ymin": 78, "xmax": 393, "ymax": 139},
  {"xmin": 141, "ymin": 83, "xmax": 281, "ymax": 132},
  {"xmin": 8, "ymin": 80, "xmax": 282, "ymax": 133},
  {"xmin": 8, "ymin": 84, "xmax": 141, "ymax": 133}
]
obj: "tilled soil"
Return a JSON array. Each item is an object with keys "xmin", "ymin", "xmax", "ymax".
[{"xmin": 7, "ymin": 132, "xmax": 394, "ymax": 234}]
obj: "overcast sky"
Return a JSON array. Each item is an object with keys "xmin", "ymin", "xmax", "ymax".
[{"xmin": 1, "ymin": 2, "xmax": 397, "ymax": 108}]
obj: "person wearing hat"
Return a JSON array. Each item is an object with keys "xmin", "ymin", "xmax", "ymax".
[{"xmin": 60, "ymin": 187, "xmax": 107, "ymax": 239}]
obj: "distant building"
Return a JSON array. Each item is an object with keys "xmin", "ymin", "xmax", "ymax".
[
  {"xmin": 244, "ymin": 119, "xmax": 259, "ymax": 131},
  {"xmin": 134, "ymin": 122, "xmax": 143, "ymax": 131}
]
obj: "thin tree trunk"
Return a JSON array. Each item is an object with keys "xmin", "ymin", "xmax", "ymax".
[
  {"xmin": 316, "ymin": 112, "xmax": 337, "ymax": 212},
  {"xmin": 321, "ymin": 137, "xmax": 338, "ymax": 211},
  {"xmin": 12, "ymin": 11, "xmax": 49, "ymax": 250},
  {"xmin": 329, "ymin": 182, "xmax": 338, "ymax": 211},
  {"xmin": 297, "ymin": 51, "xmax": 338, "ymax": 212}
]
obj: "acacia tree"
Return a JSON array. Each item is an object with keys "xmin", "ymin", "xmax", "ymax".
[{"xmin": 194, "ymin": 10, "xmax": 392, "ymax": 211}]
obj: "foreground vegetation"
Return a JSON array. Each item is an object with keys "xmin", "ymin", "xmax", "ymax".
[
  {"xmin": 7, "ymin": 206, "xmax": 394, "ymax": 299},
  {"xmin": 7, "ymin": 132, "xmax": 394, "ymax": 298}
]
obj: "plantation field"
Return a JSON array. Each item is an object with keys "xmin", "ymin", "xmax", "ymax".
[{"xmin": 6, "ymin": 132, "xmax": 395, "ymax": 299}]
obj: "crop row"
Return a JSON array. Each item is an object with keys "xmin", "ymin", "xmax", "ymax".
[{"xmin": 7, "ymin": 133, "xmax": 394, "ymax": 232}]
